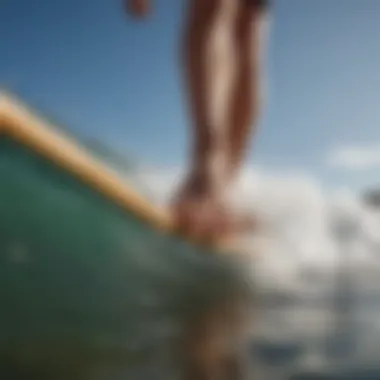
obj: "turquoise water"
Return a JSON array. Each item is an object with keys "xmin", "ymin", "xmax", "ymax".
[
  {"xmin": 0, "ymin": 137, "xmax": 247, "ymax": 379},
  {"xmin": 0, "ymin": 131, "xmax": 378, "ymax": 379}
]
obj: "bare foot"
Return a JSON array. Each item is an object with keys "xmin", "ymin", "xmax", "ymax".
[
  {"xmin": 172, "ymin": 176, "xmax": 226, "ymax": 243},
  {"xmin": 172, "ymin": 175, "xmax": 259, "ymax": 245}
]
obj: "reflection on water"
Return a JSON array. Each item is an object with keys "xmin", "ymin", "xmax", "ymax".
[{"xmin": 250, "ymin": 294, "xmax": 380, "ymax": 380}]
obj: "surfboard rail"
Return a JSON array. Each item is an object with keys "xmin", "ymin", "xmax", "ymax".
[{"xmin": 0, "ymin": 91, "xmax": 174, "ymax": 234}]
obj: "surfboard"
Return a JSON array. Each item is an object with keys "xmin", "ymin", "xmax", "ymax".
[{"xmin": 0, "ymin": 92, "xmax": 256, "ymax": 377}]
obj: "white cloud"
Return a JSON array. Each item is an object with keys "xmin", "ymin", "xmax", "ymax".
[{"xmin": 326, "ymin": 143, "xmax": 380, "ymax": 170}]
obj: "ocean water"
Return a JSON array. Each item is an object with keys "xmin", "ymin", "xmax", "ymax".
[
  {"xmin": 135, "ymin": 166, "xmax": 380, "ymax": 380},
  {"xmin": 2, "ymin": 126, "xmax": 380, "ymax": 379}
]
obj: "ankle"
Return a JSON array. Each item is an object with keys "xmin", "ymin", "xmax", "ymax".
[{"xmin": 191, "ymin": 151, "xmax": 229, "ymax": 195}]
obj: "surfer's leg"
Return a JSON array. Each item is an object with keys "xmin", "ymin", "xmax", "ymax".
[
  {"xmin": 226, "ymin": 0, "xmax": 269, "ymax": 179},
  {"xmin": 173, "ymin": 0, "xmax": 242, "ymax": 239},
  {"xmin": 183, "ymin": 0, "xmax": 239, "ymax": 186}
]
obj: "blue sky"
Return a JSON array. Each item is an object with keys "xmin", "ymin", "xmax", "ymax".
[{"xmin": 1, "ymin": 0, "xmax": 380, "ymax": 191}]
